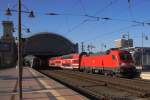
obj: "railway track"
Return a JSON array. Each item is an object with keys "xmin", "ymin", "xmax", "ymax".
[{"xmin": 39, "ymin": 69, "xmax": 150, "ymax": 100}]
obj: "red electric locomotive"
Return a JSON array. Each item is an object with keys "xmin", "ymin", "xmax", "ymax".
[{"xmin": 79, "ymin": 49, "xmax": 140, "ymax": 78}]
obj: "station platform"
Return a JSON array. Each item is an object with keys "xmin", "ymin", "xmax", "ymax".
[
  {"xmin": 141, "ymin": 72, "xmax": 150, "ymax": 80},
  {"xmin": 0, "ymin": 67, "xmax": 88, "ymax": 100}
]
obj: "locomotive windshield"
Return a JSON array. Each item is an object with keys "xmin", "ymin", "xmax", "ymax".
[{"xmin": 120, "ymin": 53, "xmax": 132, "ymax": 61}]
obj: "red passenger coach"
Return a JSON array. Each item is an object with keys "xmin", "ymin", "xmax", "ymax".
[
  {"xmin": 48, "ymin": 57, "xmax": 63, "ymax": 68},
  {"xmin": 79, "ymin": 49, "xmax": 139, "ymax": 78},
  {"xmin": 48, "ymin": 53, "xmax": 79, "ymax": 69},
  {"xmin": 62, "ymin": 54, "xmax": 79, "ymax": 69}
]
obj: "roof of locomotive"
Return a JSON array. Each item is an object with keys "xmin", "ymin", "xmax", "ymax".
[{"xmin": 87, "ymin": 49, "xmax": 130, "ymax": 56}]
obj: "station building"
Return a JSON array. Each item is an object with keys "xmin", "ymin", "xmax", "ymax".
[
  {"xmin": 0, "ymin": 21, "xmax": 17, "ymax": 67},
  {"xmin": 114, "ymin": 38, "xmax": 133, "ymax": 48},
  {"xmin": 0, "ymin": 20, "xmax": 78, "ymax": 68}
]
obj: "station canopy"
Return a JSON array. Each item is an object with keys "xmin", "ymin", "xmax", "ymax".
[{"xmin": 23, "ymin": 32, "xmax": 78, "ymax": 58}]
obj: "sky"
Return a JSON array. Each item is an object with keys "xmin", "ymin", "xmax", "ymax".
[{"xmin": 0, "ymin": 0, "xmax": 150, "ymax": 52}]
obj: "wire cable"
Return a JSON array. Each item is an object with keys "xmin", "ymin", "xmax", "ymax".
[
  {"xmin": 78, "ymin": 0, "xmax": 88, "ymax": 15},
  {"xmin": 94, "ymin": 0, "xmax": 118, "ymax": 16},
  {"xmin": 78, "ymin": 23, "xmax": 143, "ymax": 43}
]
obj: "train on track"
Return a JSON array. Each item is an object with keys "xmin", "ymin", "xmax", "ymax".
[{"xmin": 48, "ymin": 49, "xmax": 140, "ymax": 78}]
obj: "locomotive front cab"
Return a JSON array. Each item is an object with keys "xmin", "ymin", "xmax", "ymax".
[
  {"xmin": 119, "ymin": 51, "xmax": 140, "ymax": 78},
  {"xmin": 120, "ymin": 52, "xmax": 133, "ymax": 65}
]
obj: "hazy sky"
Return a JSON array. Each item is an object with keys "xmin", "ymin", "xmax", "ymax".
[{"xmin": 0, "ymin": 0, "xmax": 150, "ymax": 52}]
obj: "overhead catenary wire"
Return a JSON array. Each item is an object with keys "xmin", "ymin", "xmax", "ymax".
[
  {"xmin": 127, "ymin": 0, "xmax": 136, "ymax": 23},
  {"xmin": 3, "ymin": 8, "xmax": 150, "ymax": 26},
  {"xmin": 1, "ymin": 1, "xmax": 150, "ymax": 39},
  {"xmin": 66, "ymin": 0, "xmax": 148, "ymax": 38},
  {"xmin": 65, "ymin": 15, "xmax": 150, "ymax": 33},
  {"xmin": 66, "ymin": 18, "xmax": 98, "ymax": 33},
  {"xmin": 3, "ymin": 5, "xmax": 150, "ymax": 36},
  {"xmin": 78, "ymin": 0, "xmax": 88, "ymax": 15},
  {"xmin": 2, "ymin": 8, "xmax": 150, "ymax": 36},
  {"xmin": 94, "ymin": 0, "xmax": 118, "ymax": 16},
  {"xmin": 64, "ymin": 0, "xmax": 119, "ymax": 34},
  {"xmin": 89, "ymin": 0, "xmax": 150, "ymax": 34},
  {"xmin": 2, "ymin": 4, "xmax": 150, "ymax": 26},
  {"xmin": 78, "ymin": 19, "xmax": 150, "ymax": 44},
  {"xmin": 78, "ymin": 25, "xmax": 136, "ymax": 43},
  {"xmin": 86, "ymin": 16, "xmax": 150, "ymax": 26},
  {"xmin": 42, "ymin": 0, "xmax": 150, "ymax": 37}
]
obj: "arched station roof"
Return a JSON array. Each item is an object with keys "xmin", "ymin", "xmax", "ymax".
[{"xmin": 23, "ymin": 32, "xmax": 78, "ymax": 57}]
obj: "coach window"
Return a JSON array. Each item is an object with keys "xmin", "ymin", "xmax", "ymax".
[
  {"xmin": 73, "ymin": 59, "xmax": 79, "ymax": 63},
  {"xmin": 112, "ymin": 55, "xmax": 116, "ymax": 60}
]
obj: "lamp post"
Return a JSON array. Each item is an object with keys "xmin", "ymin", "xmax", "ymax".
[
  {"xmin": 13, "ymin": 26, "xmax": 31, "ymax": 33},
  {"xmin": 18, "ymin": 0, "xmax": 23, "ymax": 99},
  {"xmin": 5, "ymin": 2, "xmax": 34, "ymax": 99},
  {"xmin": 81, "ymin": 42, "xmax": 85, "ymax": 52},
  {"xmin": 142, "ymin": 33, "xmax": 144, "ymax": 70},
  {"xmin": 141, "ymin": 33, "xmax": 148, "ymax": 70}
]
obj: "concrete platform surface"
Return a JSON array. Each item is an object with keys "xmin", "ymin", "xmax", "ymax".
[
  {"xmin": 141, "ymin": 72, "xmax": 150, "ymax": 80},
  {"xmin": 0, "ymin": 67, "xmax": 88, "ymax": 100}
]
